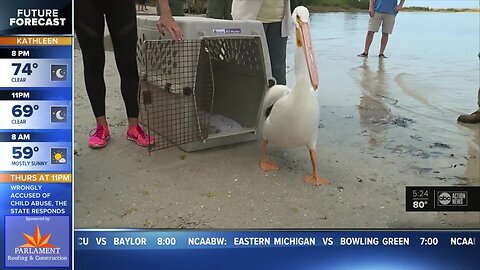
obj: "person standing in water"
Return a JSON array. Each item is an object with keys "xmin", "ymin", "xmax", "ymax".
[
  {"xmin": 75, "ymin": 0, "xmax": 184, "ymax": 149},
  {"xmin": 358, "ymin": 0, "xmax": 405, "ymax": 58}
]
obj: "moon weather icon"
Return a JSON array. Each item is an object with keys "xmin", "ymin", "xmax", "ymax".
[
  {"xmin": 55, "ymin": 68, "xmax": 65, "ymax": 79},
  {"xmin": 50, "ymin": 64, "xmax": 68, "ymax": 81},
  {"xmin": 50, "ymin": 106, "xmax": 68, "ymax": 123},
  {"xmin": 56, "ymin": 110, "xmax": 65, "ymax": 120}
]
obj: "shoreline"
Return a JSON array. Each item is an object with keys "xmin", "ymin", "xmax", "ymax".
[
  {"xmin": 307, "ymin": 6, "xmax": 479, "ymax": 13},
  {"xmin": 139, "ymin": 4, "xmax": 479, "ymax": 15}
]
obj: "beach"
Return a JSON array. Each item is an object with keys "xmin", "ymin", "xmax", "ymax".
[{"xmin": 74, "ymin": 12, "xmax": 479, "ymax": 229}]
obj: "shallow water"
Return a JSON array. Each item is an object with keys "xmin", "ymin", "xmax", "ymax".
[{"xmin": 286, "ymin": 12, "xmax": 479, "ymax": 183}]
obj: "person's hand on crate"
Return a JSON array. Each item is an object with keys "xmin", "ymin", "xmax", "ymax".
[{"xmin": 156, "ymin": 0, "xmax": 184, "ymax": 41}]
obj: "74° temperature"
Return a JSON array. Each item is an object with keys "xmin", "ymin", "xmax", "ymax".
[{"xmin": 12, "ymin": 63, "xmax": 38, "ymax": 76}]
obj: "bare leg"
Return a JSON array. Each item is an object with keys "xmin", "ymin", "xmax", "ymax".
[
  {"xmin": 96, "ymin": 116, "xmax": 108, "ymax": 126},
  {"xmin": 362, "ymin": 31, "xmax": 375, "ymax": 55},
  {"xmin": 259, "ymin": 139, "xmax": 279, "ymax": 171},
  {"xmin": 127, "ymin": 117, "xmax": 138, "ymax": 127},
  {"xmin": 304, "ymin": 149, "xmax": 330, "ymax": 186},
  {"xmin": 379, "ymin": 33, "xmax": 389, "ymax": 55}
]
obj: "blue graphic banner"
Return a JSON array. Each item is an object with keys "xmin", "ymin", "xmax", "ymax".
[
  {"xmin": 0, "ymin": 88, "xmax": 72, "ymax": 101},
  {"xmin": 0, "ymin": 1, "xmax": 73, "ymax": 269},
  {"xmin": 0, "ymin": 47, "xmax": 71, "ymax": 59},
  {"xmin": 0, "ymin": 182, "xmax": 71, "ymax": 269},
  {"xmin": 75, "ymin": 230, "xmax": 479, "ymax": 270},
  {"xmin": 0, "ymin": 0, "xmax": 72, "ymax": 35},
  {"xmin": 5, "ymin": 216, "xmax": 70, "ymax": 267}
]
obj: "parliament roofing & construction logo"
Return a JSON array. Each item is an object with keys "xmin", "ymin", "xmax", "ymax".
[{"xmin": 5, "ymin": 216, "xmax": 70, "ymax": 267}]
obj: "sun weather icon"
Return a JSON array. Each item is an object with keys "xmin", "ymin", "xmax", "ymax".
[
  {"xmin": 51, "ymin": 106, "xmax": 68, "ymax": 123},
  {"xmin": 50, "ymin": 64, "xmax": 68, "ymax": 81},
  {"xmin": 51, "ymin": 148, "xmax": 67, "ymax": 164}
]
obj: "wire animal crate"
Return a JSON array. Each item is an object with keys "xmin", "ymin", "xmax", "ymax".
[{"xmin": 136, "ymin": 17, "xmax": 271, "ymax": 152}]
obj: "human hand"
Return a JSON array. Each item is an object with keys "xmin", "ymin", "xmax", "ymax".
[
  {"xmin": 157, "ymin": 15, "xmax": 184, "ymax": 41},
  {"xmin": 369, "ymin": 8, "xmax": 374, "ymax": 18},
  {"xmin": 394, "ymin": 5, "xmax": 402, "ymax": 12}
]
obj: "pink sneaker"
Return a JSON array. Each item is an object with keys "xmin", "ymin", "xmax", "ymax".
[
  {"xmin": 126, "ymin": 124, "xmax": 155, "ymax": 147},
  {"xmin": 88, "ymin": 125, "xmax": 110, "ymax": 149}
]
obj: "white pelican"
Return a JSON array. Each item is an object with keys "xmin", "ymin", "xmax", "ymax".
[{"xmin": 260, "ymin": 6, "xmax": 330, "ymax": 186}]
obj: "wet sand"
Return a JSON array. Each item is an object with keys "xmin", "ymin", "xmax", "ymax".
[{"xmin": 74, "ymin": 14, "xmax": 479, "ymax": 229}]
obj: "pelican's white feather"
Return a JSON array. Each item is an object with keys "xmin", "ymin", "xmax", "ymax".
[{"xmin": 262, "ymin": 85, "xmax": 290, "ymax": 116}]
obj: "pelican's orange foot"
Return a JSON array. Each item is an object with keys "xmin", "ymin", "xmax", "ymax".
[
  {"xmin": 260, "ymin": 160, "xmax": 280, "ymax": 171},
  {"xmin": 304, "ymin": 174, "xmax": 330, "ymax": 186}
]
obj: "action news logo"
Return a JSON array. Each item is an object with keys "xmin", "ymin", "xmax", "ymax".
[
  {"xmin": 5, "ymin": 216, "xmax": 69, "ymax": 267},
  {"xmin": 437, "ymin": 191, "xmax": 468, "ymax": 207}
]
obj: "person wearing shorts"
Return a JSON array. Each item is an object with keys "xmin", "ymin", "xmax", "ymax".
[{"xmin": 358, "ymin": 0, "xmax": 405, "ymax": 58}]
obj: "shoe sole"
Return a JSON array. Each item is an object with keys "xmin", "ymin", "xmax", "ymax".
[
  {"xmin": 126, "ymin": 136, "xmax": 153, "ymax": 147},
  {"xmin": 89, "ymin": 136, "xmax": 110, "ymax": 149}
]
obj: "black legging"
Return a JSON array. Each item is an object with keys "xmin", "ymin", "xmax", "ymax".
[
  {"xmin": 75, "ymin": 0, "xmax": 139, "ymax": 118},
  {"xmin": 263, "ymin": 22, "xmax": 287, "ymax": 86}
]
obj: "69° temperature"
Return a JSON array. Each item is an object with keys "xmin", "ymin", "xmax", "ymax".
[
  {"xmin": 12, "ymin": 146, "xmax": 39, "ymax": 159},
  {"xmin": 12, "ymin": 104, "xmax": 39, "ymax": 117}
]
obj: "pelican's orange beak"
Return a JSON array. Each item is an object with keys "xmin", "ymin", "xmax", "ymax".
[{"xmin": 296, "ymin": 19, "xmax": 319, "ymax": 90}]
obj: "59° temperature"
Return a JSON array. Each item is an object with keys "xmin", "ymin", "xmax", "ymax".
[{"xmin": 12, "ymin": 146, "xmax": 39, "ymax": 159}]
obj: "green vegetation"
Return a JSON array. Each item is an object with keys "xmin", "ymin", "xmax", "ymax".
[
  {"xmin": 403, "ymin": 6, "xmax": 479, "ymax": 12},
  {"xmin": 403, "ymin": 6, "xmax": 432, "ymax": 11}
]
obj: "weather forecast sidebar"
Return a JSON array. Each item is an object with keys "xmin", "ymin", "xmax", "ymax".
[{"xmin": 0, "ymin": 1, "xmax": 73, "ymax": 269}]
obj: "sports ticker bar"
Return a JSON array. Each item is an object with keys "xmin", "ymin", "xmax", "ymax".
[
  {"xmin": 74, "ymin": 230, "xmax": 479, "ymax": 269},
  {"xmin": 0, "ymin": 0, "xmax": 72, "ymax": 269}
]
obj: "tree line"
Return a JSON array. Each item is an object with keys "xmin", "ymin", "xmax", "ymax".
[
  {"xmin": 291, "ymin": 0, "xmax": 369, "ymax": 10},
  {"xmin": 144, "ymin": 0, "xmax": 370, "ymax": 14}
]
